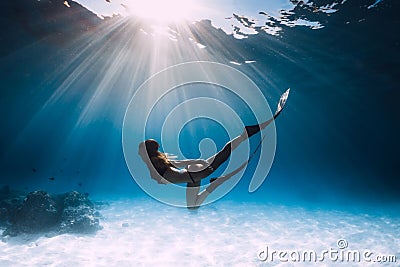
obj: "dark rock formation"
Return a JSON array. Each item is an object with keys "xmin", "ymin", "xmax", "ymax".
[
  {"xmin": 58, "ymin": 191, "xmax": 101, "ymax": 234},
  {"xmin": 62, "ymin": 191, "xmax": 93, "ymax": 208},
  {"xmin": 1, "ymin": 189, "xmax": 102, "ymax": 237},
  {"xmin": 5, "ymin": 191, "xmax": 59, "ymax": 236}
]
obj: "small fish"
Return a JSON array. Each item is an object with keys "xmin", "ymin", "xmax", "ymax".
[
  {"xmin": 78, "ymin": 182, "xmax": 82, "ymax": 187},
  {"xmin": 49, "ymin": 177, "xmax": 55, "ymax": 181},
  {"xmin": 32, "ymin": 168, "xmax": 37, "ymax": 172}
]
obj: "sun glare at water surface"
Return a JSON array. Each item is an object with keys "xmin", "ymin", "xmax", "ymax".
[{"xmin": 123, "ymin": 0, "xmax": 200, "ymax": 24}]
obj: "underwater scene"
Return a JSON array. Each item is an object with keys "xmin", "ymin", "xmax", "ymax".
[{"xmin": 0, "ymin": 0, "xmax": 399, "ymax": 266}]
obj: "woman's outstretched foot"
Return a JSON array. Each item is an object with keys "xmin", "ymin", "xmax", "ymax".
[{"xmin": 242, "ymin": 88, "xmax": 290, "ymax": 138}]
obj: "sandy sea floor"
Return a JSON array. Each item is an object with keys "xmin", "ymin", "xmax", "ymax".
[{"xmin": 1, "ymin": 198, "xmax": 399, "ymax": 266}]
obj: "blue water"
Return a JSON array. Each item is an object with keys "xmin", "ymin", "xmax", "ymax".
[
  {"xmin": 0, "ymin": 0, "xmax": 399, "ymax": 265},
  {"xmin": 0, "ymin": 0, "xmax": 399, "ymax": 217}
]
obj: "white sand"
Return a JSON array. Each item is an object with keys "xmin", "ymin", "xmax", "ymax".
[{"xmin": 1, "ymin": 198, "xmax": 399, "ymax": 266}]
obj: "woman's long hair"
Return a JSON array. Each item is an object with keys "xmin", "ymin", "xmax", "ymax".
[{"xmin": 139, "ymin": 139, "xmax": 171, "ymax": 170}]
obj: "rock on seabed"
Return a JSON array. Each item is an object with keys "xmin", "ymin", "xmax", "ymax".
[{"xmin": 1, "ymin": 189, "xmax": 102, "ymax": 237}]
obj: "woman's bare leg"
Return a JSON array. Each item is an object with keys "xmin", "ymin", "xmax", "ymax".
[
  {"xmin": 186, "ymin": 160, "xmax": 248, "ymax": 209},
  {"xmin": 205, "ymin": 102, "xmax": 285, "ymax": 169},
  {"xmin": 186, "ymin": 163, "xmax": 205, "ymax": 209},
  {"xmin": 205, "ymin": 134, "xmax": 246, "ymax": 166},
  {"xmin": 188, "ymin": 117, "xmax": 275, "ymax": 183},
  {"xmin": 186, "ymin": 172, "xmax": 239, "ymax": 209},
  {"xmin": 186, "ymin": 180, "xmax": 201, "ymax": 209},
  {"xmin": 186, "ymin": 89, "xmax": 290, "ymax": 208},
  {"xmin": 188, "ymin": 89, "xmax": 289, "ymax": 183}
]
